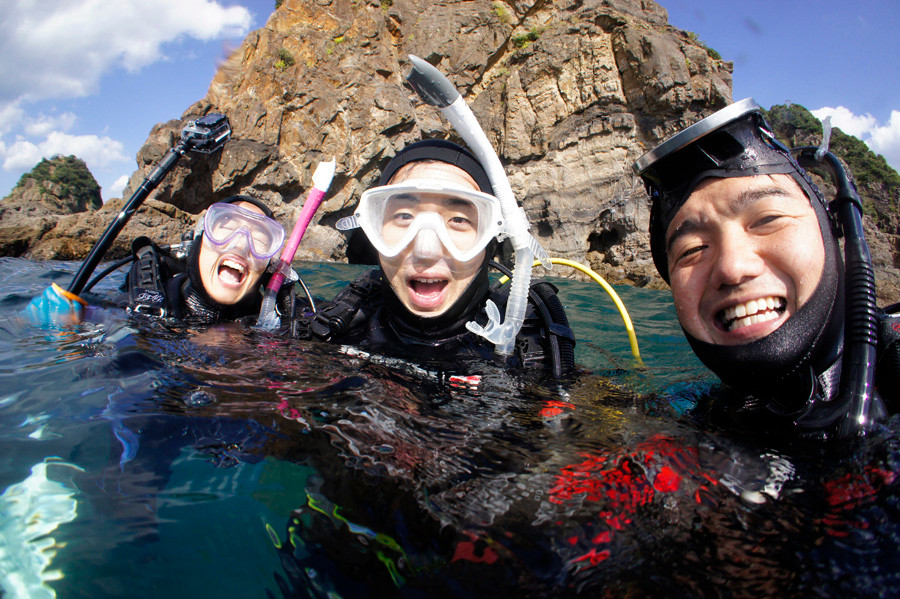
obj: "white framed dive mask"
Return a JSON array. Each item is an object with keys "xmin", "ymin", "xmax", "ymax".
[{"xmin": 336, "ymin": 179, "xmax": 504, "ymax": 263}]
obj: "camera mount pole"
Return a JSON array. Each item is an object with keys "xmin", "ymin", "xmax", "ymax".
[{"xmin": 67, "ymin": 114, "xmax": 231, "ymax": 295}]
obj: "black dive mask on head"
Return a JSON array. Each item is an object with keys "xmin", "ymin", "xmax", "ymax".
[{"xmin": 633, "ymin": 99, "xmax": 845, "ymax": 407}]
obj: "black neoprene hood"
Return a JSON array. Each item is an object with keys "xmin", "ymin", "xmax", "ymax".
[
  {"xmin": 377, "ymin": 139, "xmax": 495, "ymax": 194},
  {"xmin": 633, "ymin": 98, "xmax": 820, "ymax": 283}
]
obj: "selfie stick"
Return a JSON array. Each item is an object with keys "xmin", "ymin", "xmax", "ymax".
[
  {"xmin": 67, "ymin": 114, "xmax": 231, "ymax": 296},
  {"xmin": 256, "ymin": 159, "xmax": 336, "ymax": 331}
]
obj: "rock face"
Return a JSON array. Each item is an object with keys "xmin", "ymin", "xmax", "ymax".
[
  {"xmin": 4, "ymin": 0, "xmax": 898, "ymax": 304},
  {"xmin": 0, "ymin": 155, "xmax": 103, "ymax": 256}
]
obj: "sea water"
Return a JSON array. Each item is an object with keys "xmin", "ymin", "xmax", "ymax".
[{"xmin": 0, "ymin": 256, "xmax": 898, "ymax": 598}]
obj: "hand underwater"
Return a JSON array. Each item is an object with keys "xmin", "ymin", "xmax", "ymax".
[{"xmin": 25, "ymin": 283, "xmax": 88, "ymax": 326}]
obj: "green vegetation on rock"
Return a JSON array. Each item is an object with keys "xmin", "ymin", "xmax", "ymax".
[
  {"xmin": 274, "ymin": 47, "xmax": 295, "ymax": 70},
  {"xmin": 512, "ymin": 27, "xmax": 542, "ymax": 49},
  {"xmin": 686, "ymin": 31, "xmax": 722, "ymax": 61},
  {"xmin": 764, "ymin": 103, "xmax": 900, "ymax": 220},
  {"xmin": 13, "ymin": 155, "xmax": 101, "ymax": 210}
]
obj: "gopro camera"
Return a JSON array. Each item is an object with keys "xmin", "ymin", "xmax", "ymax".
[{"xmin": 180, "ymin": 113, "xmax": 231, "ymax": 154}]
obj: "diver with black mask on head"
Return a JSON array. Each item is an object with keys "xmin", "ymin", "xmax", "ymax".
[{"xmin": 633, "ymin": 98, "xmax": 900, "ymax": 440}]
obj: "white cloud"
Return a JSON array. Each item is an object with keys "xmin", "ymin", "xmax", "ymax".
[
  {"xmin": 0, "ymin": 0, "xmax": 251, "ymax": 197},
  {"xmin": 0, "ymin": 0, "xmax": 252, "ymax": 106},
  {"xmin": 108, "ymin": 175, "xmax": 130, "ymax": 201},
  {"xmin": 0, "ymin": 103, "xmax": 25, "ymax": 137},
  {"xmin": 2, "ymin": 132, "xmax": 127, "ymax": 172},
  {"xmin": 812, "ymin": 106, "xmax": 900, "ymax": 172},
  {"xmin": 868, "ymin": 111, "xmax": 900, "ymax": 172},
  {"xmin": 24, "ymin": 112, "xmax": 77, "ymax": 138},
  {"xmin": 811, "ymin": 106, "xmax": 877, "ymax": 139}
]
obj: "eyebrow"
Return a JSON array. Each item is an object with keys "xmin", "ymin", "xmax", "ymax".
[
  {"xmin": 665, "ymin": 185, "xmax": 796, "ymax": 256},
  {"xmin": 444, "ymin": 197, "xmax": 474, "ymax": 208}
]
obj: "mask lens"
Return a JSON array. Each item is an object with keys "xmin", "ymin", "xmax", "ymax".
[
  {"xmin": 355, "ymin": 181, "xmax": 501, "ymax": 262},
  {"xmin": 203, "ymin": 203, "xmax": 285, "ymax": 260},
  {"xmin": 382, "ymin": 194, "xmax": 480, "ymax": 249}
]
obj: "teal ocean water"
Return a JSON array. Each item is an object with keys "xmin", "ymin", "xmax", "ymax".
[{"xmin": 1, "ymin": 256, "xmax": 898, "ymax": 598}]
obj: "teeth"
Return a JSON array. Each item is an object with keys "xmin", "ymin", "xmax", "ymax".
[
  {"xmin": 416, "ymin": 278, "xmax": 442, "ymax": 284},
  {"xmin": 222, "ymin": 258, "xmax": 246, "ymax": 273},
  {"xmin": 720, "ymin": 296, "xmax": 785, "ymax": 332}
]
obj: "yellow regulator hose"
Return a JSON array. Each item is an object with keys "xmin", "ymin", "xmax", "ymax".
[{"xmin": 500, "ymin": 258, "xmax": 643, "ymax": 365}]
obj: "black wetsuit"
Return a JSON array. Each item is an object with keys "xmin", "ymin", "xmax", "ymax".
[
  {"xmin": 287, "ymin": 267, "xmax": 576, "ymax": 380},
  {"xmin": 122, "ymin": 236, "xmax": 289, "ymax": 324},
  {"xmin": 692, "ymin": 306, "xmax": 900, "ymax": 440}
]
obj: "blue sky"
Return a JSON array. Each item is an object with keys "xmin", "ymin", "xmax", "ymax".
[
  {"xmin": 0, "ymin": 0, "xmax": 897, "ymax": 203},
  {"xmin": 664, "ymin": 0, "xmax": 900, "ymax": 163}
]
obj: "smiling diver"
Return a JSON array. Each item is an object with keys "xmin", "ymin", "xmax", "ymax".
[
  {"xmin": 290, "ymin": 139, "xmax": 575, "ymax": 379},
  {"xmin": 634, "ymin": 99, "xmax": 899, "ymax": 438},
  {"xmin": 124, "ymin": 195, "xmax": 287, "ymax": 322}
]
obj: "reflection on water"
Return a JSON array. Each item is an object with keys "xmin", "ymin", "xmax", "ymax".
[{"xmin": 0, "ymin": 257, "xmax": 898, "ymax": 598}]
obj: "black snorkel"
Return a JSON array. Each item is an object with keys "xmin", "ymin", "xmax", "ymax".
[
  {"xmin": 67, "ymin": 113, "xmax": 231, "ymax": 296},
  {"xmin": 792, "ymin": 147, "xmax": 882, "ymax": 438}
]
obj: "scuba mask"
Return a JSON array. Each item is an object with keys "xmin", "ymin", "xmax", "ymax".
[
  {"xmin": 202, "ymin": 202, "xmax": 286, "ymax": 268},
  {"xmin": 336, "ymin": 178, "xmax": 504, "ymax": 264}
]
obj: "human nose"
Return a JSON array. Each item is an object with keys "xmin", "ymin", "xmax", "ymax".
[
  {"xmin": 224, "ymin": 228, "xmax": 251, "ymax": 252},
  {"xmin": 411, "ymin": 228, "xmax": 443, "ymax": 260},
  {"xmin": 709, "ymin": 231, "xmax": 765, "ymax": 288}
]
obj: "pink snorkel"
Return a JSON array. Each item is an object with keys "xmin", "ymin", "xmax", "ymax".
[{"xmin": 256, "ymin": 158, "xmax": 336, "ymax": 330}]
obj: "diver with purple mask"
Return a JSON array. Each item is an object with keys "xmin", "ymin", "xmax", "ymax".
[{"xmin": 26, "ymin": 194, "xmax": 291, "ymax": 325}]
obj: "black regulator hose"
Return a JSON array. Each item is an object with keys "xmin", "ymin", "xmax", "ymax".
[{"xmin": 795, "ymin": 147, "xmax": 881, "ymax": 437}]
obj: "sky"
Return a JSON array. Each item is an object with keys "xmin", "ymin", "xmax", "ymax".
[{"xmin": 0, "ymin": 0, "xmax": 898, "ymax": 204}]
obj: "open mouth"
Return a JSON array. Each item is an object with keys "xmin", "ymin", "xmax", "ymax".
[
  {"xmin": 410, "ymin": 277, "xmax": 448, "ymax": 296},
  {"xmin": 216, "ymin": 256, "xmax": 248, "ymax": 287},
  {"xmin": 717, "ymin": 296, "xmax": 786, "ymax": 332},
  {"xmin": 408, "ymin": 277, "xmax": 449, "ymax": 309}
]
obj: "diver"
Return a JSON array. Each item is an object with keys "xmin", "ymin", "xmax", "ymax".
[
  {"xmin": 288, "ymin": 139, "xmax": 576, "ymax": 380},
  {"xmin": 633, "ymin": 98, "xmax": 900, "ymax": 440},
  {"xmin": 25, "ymin": 195, "xmax": 291, "ymax": 325}
]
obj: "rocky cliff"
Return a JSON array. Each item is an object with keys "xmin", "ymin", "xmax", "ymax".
[
  {"xmin": 0, "ymin": 155, "xmax": 103, "ymax": 254},
  {"xmin": 3, "ymin": 0, "xmax": 898, "ymax": 304}
]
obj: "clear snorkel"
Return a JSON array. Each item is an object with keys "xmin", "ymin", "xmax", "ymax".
[{"xmin": 405, "ymin": 54, "xmax": 550, "ymax": 356}]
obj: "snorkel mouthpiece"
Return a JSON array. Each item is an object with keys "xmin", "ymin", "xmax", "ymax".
[{"xmin": 405, "ymin": 54, "xmax": 550, "ymax": 356}]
